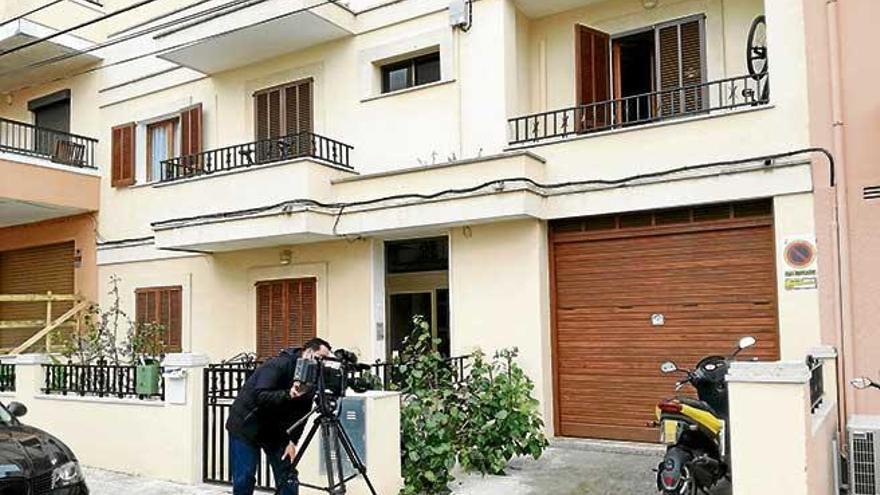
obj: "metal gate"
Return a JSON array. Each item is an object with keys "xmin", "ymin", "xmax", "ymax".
[
  {"xmin": 202, "ymin": 355, "xmax": 278, "ymax": 490},
  {"xmin": 202, "ymin": 353, "xmax": 471, "ymax": 489}
]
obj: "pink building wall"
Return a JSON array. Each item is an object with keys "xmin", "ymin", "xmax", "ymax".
[{"xmin": 804, "ymin": 0, "xmax": 880, "ymax": 418}]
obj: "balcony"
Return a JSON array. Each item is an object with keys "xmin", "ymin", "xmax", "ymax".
[
  {"xmin": 160, "ymin": 131, "xmax": 353, "ymax": 182},
  {"xmin": 0, "ymin": 117, "xmax": 97, "ymax": 169},
  {"xmin": 508, "ymin": 73, "xmax": 770, "ymax": 146},
  {"xmin": 0, "ymin": 118, "xmax": 99, "ymax": 228},
  {"xmin": 0, "ymin": 19, "xmax": 102, "ymax": 92},
  {"xmin": 154, "ymin": 0, "xmax": 354, "ymax": 74}
]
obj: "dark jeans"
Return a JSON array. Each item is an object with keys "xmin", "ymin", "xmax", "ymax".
[{"xmin": 230, "ymin": 434, "xmax": 299, "ymax": 495}]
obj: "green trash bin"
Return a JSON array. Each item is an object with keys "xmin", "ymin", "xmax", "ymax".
[{"xmin": 135, "ymin": 362, "xmax": 161, "ymax": 396}]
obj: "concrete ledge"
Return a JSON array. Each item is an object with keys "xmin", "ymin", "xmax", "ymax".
[
  {"xmin": 808, "ymin": 345, "xmax": 838, "ymax": 359},
  {"xmin": 727, "ymin": 361, "xmax": 810, "ymax": 384},
  {"xmin": 13, "ymin": 354, "xmax": 52, "ymax": 365},
  {"xmin": 34, "ymin": 394, "xmax": 166, "ymax": 407},
  {"xmin": 162, "ymin": 353, "xmax": 211, "ymax": 368}
]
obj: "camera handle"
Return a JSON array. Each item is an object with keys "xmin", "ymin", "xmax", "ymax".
[{"xmin": 286, "ymin": 407, "xmax": 378, "ymax": 495}]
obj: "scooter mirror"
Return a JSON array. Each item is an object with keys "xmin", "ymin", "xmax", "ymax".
[
  {"xmin": 738, "ymin": 336, "xmax": 757, "ymax": 350},
  {"xmin": 852, "ymin": 377, "xmax": 874, "ymax": 390},
  {"xmin": 660, "ymin": 361, "xmax": 678, "ymax": 374}
]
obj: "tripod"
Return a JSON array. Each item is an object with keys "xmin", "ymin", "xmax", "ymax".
[{"xmin": 286, "ymin": 405, "xmax": 378, "ymax": 495}]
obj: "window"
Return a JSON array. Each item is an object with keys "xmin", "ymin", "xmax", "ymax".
[
  {"xmin": 381, "ymin": 52, "xmax": 441, "ymax": 94},
  {"xmin": 29, "ymin": 89, "xmax": 71, "ymax": 157},
  {"xmin": 577, "ymin": 16, "xmax": 705, "ymax": 128},
  {"xmin": 253, "ymin": 79, "xmax": 313, "ymax": 163},
  {"xmin": 146, "ymin": 119, "xmax": 177, "ymax": 182},
  {"xmin": 255, "ymin": 278, "xmax": 317, "ymax": 360},
  {"xmin": 135, "ymin": 286, "xmax": 183, "ymax": 353},
  {"xmin": 385, "ymin": 237, "xmax": 448, "ymax": 274}
]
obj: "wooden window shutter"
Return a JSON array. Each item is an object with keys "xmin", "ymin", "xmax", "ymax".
[
  {"xmin": 657, "ymin": 18, "xmax": 705, "ymax": 116},
  {"xmin": 111, "ymin": 123, "xmax": 135, "ymax": 187},
  {"xmin": 255, "ymin": 92, "xmax": 269, "ymax": 141},
  {"xmin": 179, "ymin": 103, "xmax": 203, "ymax": 157},
  {"xmin": 135, "ymin": 286, "xmax": 183, "ymax": 353},
  {"xmin": 575, "ymin": 25, "xmax": 610, "ymax": 130},
  {"xmin": 297, "ymin": 81, "xmax": 313, "ymax": 134},
  {"xmin": 255, "ymin": 278, "xmax": 317, "ymax": 360}
]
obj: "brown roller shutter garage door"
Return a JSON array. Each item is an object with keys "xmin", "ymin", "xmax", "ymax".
[
  {"xmin": 0, "ymin": 242, "xmax": 75, "ymax": 350},
  {"xmin": 550, "ymin": 201, "xmax": 780, "ymax": 442}
]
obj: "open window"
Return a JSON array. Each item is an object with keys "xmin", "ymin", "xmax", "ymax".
[{"xmin": 576, "ymin": 15, "xmax": 706, "ymax": 130}]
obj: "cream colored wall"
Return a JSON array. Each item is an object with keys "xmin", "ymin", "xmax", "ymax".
[
  {"xmin": 728, "ymin": 370, "xmax": 810, "ymax": 495},
  {"xmin": 448, "ymin": 219, "xmax": 554, "ymax": 435},
  {"xmin": 527, "ymin": 0, "xmax": 764, "ymax": 114},
  {"xmin": 1, "ymin": 75, "xmax": 102, "ymax": 141},
  {"xmin": 98, "ymin": 239, "xmax": 375, "ymax": 361},
  {"xmin": 774, "ymin": 193, "xmax": 822, "ymax": 360}
]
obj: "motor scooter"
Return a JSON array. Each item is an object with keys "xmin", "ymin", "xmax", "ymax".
[{"xmin": 654, "ymin": 336, "xmax": 757, "ymax": 495}]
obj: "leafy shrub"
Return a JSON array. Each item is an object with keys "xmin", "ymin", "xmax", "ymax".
[
  {"xmin": 398, "ymin": 316, "xmax": 460, "ymax": 494},
  {"xmin": 396, "ymin": 317, "xmax": 549, "ymax": 493},
  {"xmin": 456, "ymin": 348, "xmax": 548, "ymax": 475}
]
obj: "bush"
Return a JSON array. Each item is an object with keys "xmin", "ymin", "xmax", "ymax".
[
  {"xmin": 396, "ymin": 317, "xmax": 549, "ymax": 493},
  {"xmin": 398, "ymin": 316, "xmax": 460, "ymax": 495},
  {"xmin": 456, "ymin": 348, "xmax": 548, "ymax": 475}
]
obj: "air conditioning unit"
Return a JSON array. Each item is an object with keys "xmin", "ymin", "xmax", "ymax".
[{"xmin": 849, "ymin": 415, "xmax": 880, "ymax": 495}]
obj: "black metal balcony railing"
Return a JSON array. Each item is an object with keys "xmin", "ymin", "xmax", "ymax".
[
  {"xmin": 509, "ymin": 73, "xmax": 770, "ymax": 145},
  {"xmin": 162, "ymin": 131, "xmax": 353, "ymax": 182},
  {"xmin": 0, "ymin": 117, "xmax": 98, "ymax": 169}
]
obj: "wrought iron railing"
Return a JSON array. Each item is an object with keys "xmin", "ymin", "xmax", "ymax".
[
  {"xmin": 162, "ymin": 131, "xmax": 353, "ymax": 182},
  {"xmin": 0, "ymin": 117, "xmax": 98, "ymax": 169},
  {"xmin": 362, "ymin": 354, "xmax": 472, "ymax": 390},
  {"xmin": 508, "ymin": 73, "xmax": 770, "ymax": 145},
  {"xmin": 807, "ymin": 355, "xmax": 824, "ymax": 413},
  {"xmin": 0, "ymin": 363, "xmax": 14, "ymax": 392},
  {"xmin": 202, "ymin": 353, "xmax": 472, "ymax": 488},
  {"xmin": 42, "ymin": 362, "xmax": 165, "ymax": 400}
]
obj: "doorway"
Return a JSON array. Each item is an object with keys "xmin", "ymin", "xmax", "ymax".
[
  {"xmin": 384, "ymin": 237, "xmax": 450, "ymax": 360},
  {"xmin": 612, "ymin": 30, "xmax": 655, "ymax": 124}
]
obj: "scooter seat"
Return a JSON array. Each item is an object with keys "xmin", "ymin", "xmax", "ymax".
[{"xmin": 676, "ymin": 397, "xmax": 719, "ymax": 417}]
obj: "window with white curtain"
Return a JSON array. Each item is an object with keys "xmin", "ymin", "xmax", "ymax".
[{"xmin": 146, "ymin": 118, "xmax": 178, "ymax": 182}]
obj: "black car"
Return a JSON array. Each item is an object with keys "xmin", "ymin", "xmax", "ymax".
[{"xmin": 0, "ymin": 401, "xmax": 88, "ymax": 494}]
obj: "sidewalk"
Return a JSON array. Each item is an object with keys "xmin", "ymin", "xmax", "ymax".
[{"xmin": 84, "ymin": 441, "xmax": 731, "ymax": 495}]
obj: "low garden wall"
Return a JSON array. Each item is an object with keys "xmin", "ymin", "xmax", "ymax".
[{"xmin": 727, "ymin": 347, "xmax": 839, "ymax": 495}]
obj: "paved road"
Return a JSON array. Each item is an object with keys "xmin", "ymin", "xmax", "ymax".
[{"xmin": 84, "ymin": 440, "xmax": 732, "ymax": 495}]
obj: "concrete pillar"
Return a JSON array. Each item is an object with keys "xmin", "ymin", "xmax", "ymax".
[{"xmin": 727, "ymin": 356, "xmax": 838, "ymax": 495}]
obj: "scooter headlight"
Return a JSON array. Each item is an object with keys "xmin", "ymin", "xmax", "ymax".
[{"xmin": 52, "ymin": 461, "xmax": 83, "ymax": 489}]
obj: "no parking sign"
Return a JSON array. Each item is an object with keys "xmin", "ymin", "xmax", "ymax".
[{"xmin": 782, "ymin": 236, "xmax": 818, "ymax": 291}]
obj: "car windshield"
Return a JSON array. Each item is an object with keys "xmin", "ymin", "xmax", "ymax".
[{"xmin": 0, "ymin": 404, "xmax": 14, "ymax": 425}]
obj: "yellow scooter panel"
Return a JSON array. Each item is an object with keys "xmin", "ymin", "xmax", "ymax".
[{"xmin": 655, "ymin": 401, "xmax": 724, "ymax": 436}]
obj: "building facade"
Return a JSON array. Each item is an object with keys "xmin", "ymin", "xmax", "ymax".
[{"xmin": 0, "ymin": 0, "xmax": 869, "ymax": 491}]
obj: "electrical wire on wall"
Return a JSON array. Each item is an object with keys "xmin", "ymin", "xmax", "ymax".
[
  {"xmin": 140, "ymin": 147, "xmax": 835, "ymax": 254},
  {"xmin": 0, "ymin": 0, "xmax": 341, "ymax": 91}
]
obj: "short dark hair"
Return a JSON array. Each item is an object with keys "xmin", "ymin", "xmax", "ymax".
[{"xmin": 303, "ymin": 338, "xmax": 331, "ymax": 352}]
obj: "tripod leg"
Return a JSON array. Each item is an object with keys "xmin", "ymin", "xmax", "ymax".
[
  {"xmin": 320, "ymin": 419, "xmax": 343, "ymax": 495},
  {"xmin": 334, "ymin": 421, "xmax": 379, "ymax": 495},
  {"xmin": 290, "ymin": 416, "xmax": 321, "ymax": 469}
]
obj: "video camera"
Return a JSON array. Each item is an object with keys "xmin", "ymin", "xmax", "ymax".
[{"xmin": 294, "ymin": 349, "xmax": 375, "ymax": 409}]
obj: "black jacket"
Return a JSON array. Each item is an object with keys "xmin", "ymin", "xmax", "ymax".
[{"xmin": 226, "ymin": 348, "xmax": 314, "ymax": 450}]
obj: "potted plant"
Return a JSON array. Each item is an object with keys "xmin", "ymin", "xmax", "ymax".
[{"xmin": 126, "ymin": 320, "xmax": 165, "ymax": 396}]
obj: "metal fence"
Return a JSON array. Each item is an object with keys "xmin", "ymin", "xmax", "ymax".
[
  {"xmin": 807, "ymin": 355, "xmax": 824, "ymax": 413},
  {"xmin": 42, "ymin": 362, "xmax": 165, "ymax": 401},
  {"xmin": 202, "ymin": 353, "xmax": 472, "ymax": 489},
  {"xmin": 508, "ymin": 73, "xmax": 770, "ymax": 145},
  {"xmin": 0, "ymin": 117, "xmax": 98, "ymax": 169},
  {"xmin": 0, "ymin": 364, "xmax": 14, "ymax": 392},
  {"xmin": 162, "ymin": 131, "xmax": 353, "ymax": 182}
]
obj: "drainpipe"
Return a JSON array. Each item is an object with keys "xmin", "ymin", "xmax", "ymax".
[{"xmin": 825, "ymin": 0, "xmax": 854, "ymax": 429}]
